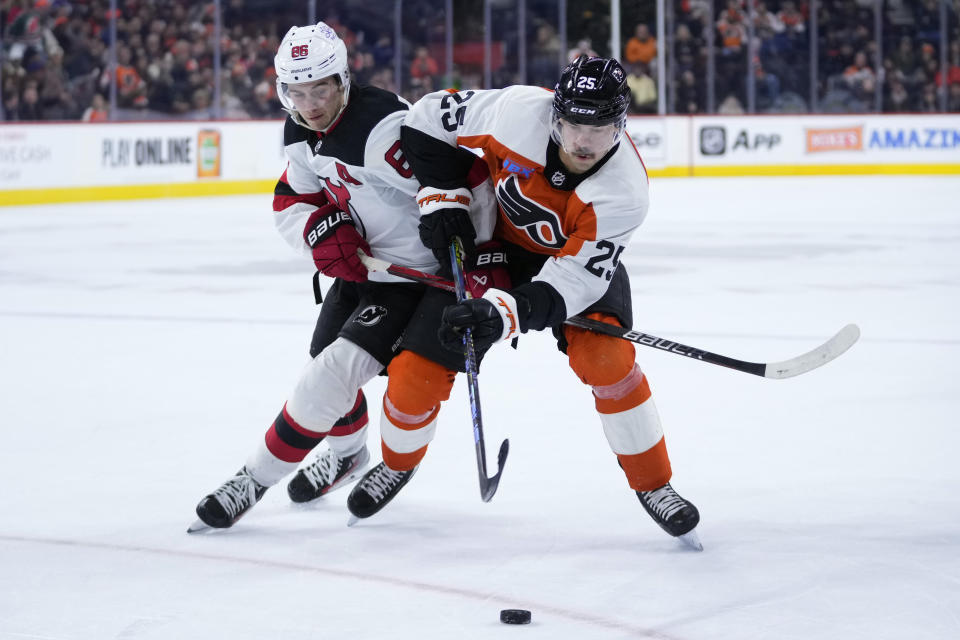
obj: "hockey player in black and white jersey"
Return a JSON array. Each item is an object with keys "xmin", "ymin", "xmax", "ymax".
[{"xmin": 189, "ymin": 22, "xmax": 498, "ymax": 532}]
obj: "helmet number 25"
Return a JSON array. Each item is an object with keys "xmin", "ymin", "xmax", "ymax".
[
  {"xmin": 439, "ymin": 90, "xmax": 476, "ymax": 132},
  {"xmin": 576, "ymin": 76, "xmax": 597, "ymax": 90},
  {"xmin": 584, "ymin": 239, "xmax": 624, "ymax": 281}
]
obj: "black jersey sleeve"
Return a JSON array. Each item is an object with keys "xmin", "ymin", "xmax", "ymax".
[
  {"xmin": 400, "ymin": 125, "xmax": 478, "ymax": 190},
  {"xmin": 512, "ymin": 280, "xmax": 568, "ymax": 332}
]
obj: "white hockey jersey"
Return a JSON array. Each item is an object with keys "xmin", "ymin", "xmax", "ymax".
[
  {"xmin": 402, "ymin": 85, "xmax": 650, "ymax": 319},
  {"xmin": 273, "ymin": 85, "xmax": 494, "ymax": 283}
]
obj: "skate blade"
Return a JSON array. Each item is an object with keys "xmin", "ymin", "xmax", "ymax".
[
  {"xmin": 327, "ymin": 467, "xmax": 367, "ymax": 495},
  {"xmin": 677, "ymin": 528, "xmax": 703, "ymax": 551},
  {"xmin": 346, "ymin": 514, "xmax": 360, "ymax": 527},
  {"xmin": 186, "ymin": 519, "xmax": 212, "ymax": 534}
]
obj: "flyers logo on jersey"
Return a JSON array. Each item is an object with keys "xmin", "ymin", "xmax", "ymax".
[{"xmin": 496, "ymin": 175, "xmax": 567, "ymax": 250}]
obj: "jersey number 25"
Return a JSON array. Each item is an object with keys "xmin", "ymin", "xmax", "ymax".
[{"xmin": 440, "ymin": 91, "xmax": 476, "ymax": 132}]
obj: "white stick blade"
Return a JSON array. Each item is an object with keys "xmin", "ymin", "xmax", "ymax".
[
  {"xmin": 356, "ymin": 249, "xmax": 391, "ymax": 273},
  {"xmin": 764, "ymin": 324, "xmax": 861, "ymax": 379}
]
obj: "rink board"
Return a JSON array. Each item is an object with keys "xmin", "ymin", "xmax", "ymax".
[{"xmin": 1, "ymin": 113, "xmax": 958, "ymax": 205}]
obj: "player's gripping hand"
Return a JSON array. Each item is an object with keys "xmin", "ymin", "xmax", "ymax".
[
  {"xmin": 439, "ymin": 289, "xmax": 520, "ymax": 352},
  {"xmin": 416, "ymin": 186, "xmax": 477, "ymax": 260},
  {"xmin": 464, "ymin": 242, "xmax": 511, "ymax": 299},
  {"xmin": 303, "ymin": 203, "xmax": 371, "ymax": 282}
]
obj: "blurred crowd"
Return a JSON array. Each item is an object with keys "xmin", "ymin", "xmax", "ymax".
[
  {"xmin": 2, "ymin": 0, "xmax": 959, "ymax": 122},
  {"xmin": 617, "ymin": 0, "xmax": 960, "ymax": 114}
]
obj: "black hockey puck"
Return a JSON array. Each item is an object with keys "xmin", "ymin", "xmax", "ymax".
[{"xmin": 500, "ymin": 609, "xmax": 532, "ymax": 624}]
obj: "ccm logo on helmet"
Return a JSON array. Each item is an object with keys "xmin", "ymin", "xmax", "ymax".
[
  {"xmin": 570, "ymin": 106, "xmax": 597, "ymax": 115},
  {"xmin": 291, "ymin": 44, "xmax": 309, "ymax": 59}
]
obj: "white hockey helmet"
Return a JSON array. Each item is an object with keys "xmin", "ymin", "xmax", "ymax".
[{"xmin": 274, "ymin": 22, "xmax": 351, "ymax": 128}]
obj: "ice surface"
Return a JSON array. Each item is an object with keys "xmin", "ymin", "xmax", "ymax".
[{"xmin": 1, "ymin": 176, "xmax": 958, "ymax": 639}]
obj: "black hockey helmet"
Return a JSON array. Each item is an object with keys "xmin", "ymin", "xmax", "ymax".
[{"xmin": 553, "ymin": 55, "xmax": 630, "ymax": 127}]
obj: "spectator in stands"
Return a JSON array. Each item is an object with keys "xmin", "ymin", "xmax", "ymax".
[
  {"xmin": 886, "ymin": 77, "xmax": 911, "ymax": 112},
  {"xmin": 38, "ymin": 49, "xmax": 75, "ymax": 119},
  {"xmin": 753, "ymin": 2, "xmax": 784, "ymax": 45},
  {"xmin": 371, "ymin": 35, "xmax": 394, "ymax": 69},
  {"xmin": 919, "ymin": 82, "xmax": 939, "ymax": 112},
  {"xmin": 778, "ymin": 1, "xmax": 806, "ymax": 38},
  {"xmin": 116, "ymin": 45, "xmax": 147, "ymax": 109},
  {"xmin": 625, "ymin": 62, "xmax": 657, "ymax": 114},
  {"xmin": 247, "ymin": 80, "xmax": 279, "ymax": 119},
  {"xmin": 718, "ymin": 93, "xmax": 745, "ymax": 114},
  {"xmin": 949, "ymin": 83, "xmax": 960, "ymax": 112},
  {"xmin": 891, "ymin": 36, "xmax": 917, "ymax": 77},
  {"xmin": 529, "ymin": 22, "xmax": 561, "ymax": 88},
  {"xmin": 409, "ymin": 46, "xmax": 439, "ymax": 83},
  {"xmin": 624, "ymin": 24, "xmax": 657, "ymax": 67},
  {"xmin": 18, "ymin": 81, "xmax": 43, "ymax": 121},
  {"xmin": 3, "ymin": 84, "xmax": 21, "ymax": 122},
  {"xmin": 567, "ymin": 38, "xmax": 598, "ymax": 63},
  {"xmin": 82, "ymin": 93, "xmax": 109, "ymax": 122},
  {"xmin": 843, "ymin": 51, "xmax": 875, "ymax": 94},
  {"xmin": 676, "ymin": 70, "xmax": 699, "ymax": 114},
  {"xmin": 673, "ymin": 23, "xmax": 702, "ymax": 76},
  {"xmin": 717, "ymin": 0, "xmax": 747, "ymax": 55}
]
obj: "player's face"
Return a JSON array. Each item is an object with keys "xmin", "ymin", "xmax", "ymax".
[
  {"xmin": 287, "ymin": 77, "xmax": 344, "ymax": 130},
  {"xmin": 555, "ymin": 119, "xmax": 619, "ymax": 173}
]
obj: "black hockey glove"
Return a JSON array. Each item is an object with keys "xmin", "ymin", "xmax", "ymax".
[
  {"xmin": 416, "ymin": 186, "xmax": 477, "ymax": 260},
  {"xmin": 439, "ymin": 289, "xmax": 520, "ymax": 352}
]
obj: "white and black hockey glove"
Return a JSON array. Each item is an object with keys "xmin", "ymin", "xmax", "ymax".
[
  {"xmin": 416, "ymin": 186, "xmax": 477, "ymax": 261},
  {"xmin": 439, "ymin": 288, "xmax": 519, "ymax": 352}
]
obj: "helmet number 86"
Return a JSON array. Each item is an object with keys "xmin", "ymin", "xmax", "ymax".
[{"xmin": 576, "ymin": 77, "xmax": 597, "ymax": 90}]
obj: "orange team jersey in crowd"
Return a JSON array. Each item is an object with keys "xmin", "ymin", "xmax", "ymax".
[
  {"xmin": 403, "ymin": 85, "xmax": 650, "ymax": 317},
  {"xmin": 624, "ymin": 37, "xmax": 657, "ymax": 65}
]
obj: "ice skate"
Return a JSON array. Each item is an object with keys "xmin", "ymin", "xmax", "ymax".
[
  {"xmin": 346, "ymin": 462, "xmax": 418, "ymax": 525},
  {"xmin": 636, "ymin": 482, "xmax": 702, "ymax": 551},
  {"xmin": 287, "ymin": 445, "xmax": 370, "ymax": 503},
  {"xmin": 188, "ymin": 467, "xmax": 268, "ymax": 533}
]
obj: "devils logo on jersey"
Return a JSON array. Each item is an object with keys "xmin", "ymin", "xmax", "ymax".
[
  {"xmin": 355, "ymin": 305, "xmax": 387, "ymax": 326},
  {"xmin": 495, "ymin": 175, "xmax": 567, "ymax": 250}
]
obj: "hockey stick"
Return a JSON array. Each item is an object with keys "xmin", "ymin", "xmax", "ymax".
[
  {"xmin": 448, "ymin": 238, "xmax": 509, "ymax": 502},
  {"xmin": 359, "ymin": 250, "xmax": 860, "ymax": 379}
]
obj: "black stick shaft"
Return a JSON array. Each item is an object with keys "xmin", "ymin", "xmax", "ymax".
[{"xmin": 448, "ymin": 238, "xmax": 508, "ymax": 501}]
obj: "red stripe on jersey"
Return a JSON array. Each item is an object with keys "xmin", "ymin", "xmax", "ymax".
[
  {"xmin": 624, "ymin": 134, "xmax": 649, "ymax": 184},
  {"xmin": 280, "ymin": 405, "xmax": 324, "ymax": 438},
  {"xmin": 466, "ymin": 155, "xmax": 491, "ymax": 190},
  {"xmin": 264, "ymin": 429, "xmax": 310, "ymax": 463},
  {"xmin": 329, "ymin": 391, "xmax": 369, "ymax": 437},
  {"xmin": 274, "ymin": 168, "xmax": 329, "ymax": 213}
]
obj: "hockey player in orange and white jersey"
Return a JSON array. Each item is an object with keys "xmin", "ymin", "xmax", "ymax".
[
  {"xmin": 189, "ymin": 22, "xmax": 499, "ymax": 532},
  {"xmin": 346, "ymin": 56, "xmax": 701, "ymax": 548}
]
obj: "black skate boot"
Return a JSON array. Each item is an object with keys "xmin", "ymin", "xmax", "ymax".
[
  {"xmin": 188, "ymin": 467, "xmax": 268, "ymax": 532},
  {"xmin": 346, "ymin": 462, "xmax": 418, "ymax": 525},
  {"xmin": 287, "ymin": 445, "xmax": 370, "ymax": 503},
  {"xmin": 636, "ymin": 482, "xmax": 702, "ymax": 550}
]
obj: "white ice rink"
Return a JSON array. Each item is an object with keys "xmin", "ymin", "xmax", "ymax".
[{"xmin": 1, "ymin": 175, "xmax": 958, "ymax": 639}]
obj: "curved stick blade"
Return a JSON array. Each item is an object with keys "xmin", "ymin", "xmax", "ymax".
[
  {"xmin": 764, "ymin": 324, "xmax": 861, "ymax": 379},
  {"xmin": 480, "ymin": 439, "xmax": 510, "ymax": 502}
]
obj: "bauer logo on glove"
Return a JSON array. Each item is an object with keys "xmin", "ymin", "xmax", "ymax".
[
  {"xmin": 305, "ymin": 209, "xmax": 353, "ymax": 247},
  {"xmin": 465, "ymin": 242, "xmax": 511, "ymax": 299},
  {"xmin": 302, "ymin": 203, "xmax": 370, "ymax": 282}
]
